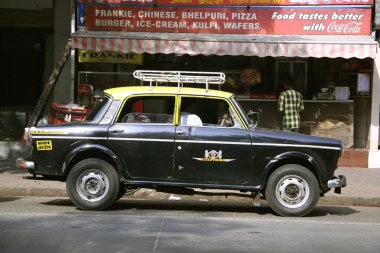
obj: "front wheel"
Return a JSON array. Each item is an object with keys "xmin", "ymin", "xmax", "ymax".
[
  {"xmin": 66, "ymin": 158, "xmax": 120, "ymax": 210},
  {"xmin": 265, "ymin": 164, "xmax": 320, "ymax": 217}
]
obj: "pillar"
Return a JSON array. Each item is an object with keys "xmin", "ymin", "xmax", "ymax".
[{"xmin": 368, "ymin": 45, "xmax": 380, "ymax": 169}]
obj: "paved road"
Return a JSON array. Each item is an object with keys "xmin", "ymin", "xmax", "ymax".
[{"xmin": 1, "ymin": 197, "xmax": 380, "ymax": 253}]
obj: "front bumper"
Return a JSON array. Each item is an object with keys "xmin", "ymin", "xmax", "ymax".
[
  {"xmin": 327, "ymin": 175, "xmax": 347, "ymax": 194},
  {"xmin": 16, "ymin": 158, "xmax": 34, "ymax": 170}
]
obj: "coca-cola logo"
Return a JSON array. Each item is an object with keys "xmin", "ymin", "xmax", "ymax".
[
  {"xmin": 335, "ymin": 0, "xmax": 371, "ymax": 3},
  {"xmin": 327, "ymin": 21, "xmax": 362, "ymax": 34}
]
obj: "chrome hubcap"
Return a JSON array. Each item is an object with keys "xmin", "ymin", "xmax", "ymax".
[
  {"xmin": 275, "ymin": 175, "xmax": 309, "ymax": 208},
  {"xmin": 77, "ymin": 170, "xmax": 109, "ymax": 202}
]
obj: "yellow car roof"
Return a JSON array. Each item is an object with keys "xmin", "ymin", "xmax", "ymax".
[{"xmin": 104, "ymin": 86, "xmax": 234, "ymax": 100}]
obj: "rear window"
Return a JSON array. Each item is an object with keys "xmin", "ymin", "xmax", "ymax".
[{"xmin": 86, "ymin": 96, "xmax": 111, "ymax": 122}]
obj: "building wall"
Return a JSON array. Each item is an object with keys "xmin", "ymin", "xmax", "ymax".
[
  {"xmin": 52, "ymin": 0, "xmax": 73, "ymax": 104},
  {"xmin": 0, "ymin": 0, "xmax": 52, "ymax": 9},
  {"xmin": 0, "ymin": 4, "xmax": 53, "ymax": 151},
  {"xmin": 0, "ymin": 0, "xmax": 55, "ymax": 145}
]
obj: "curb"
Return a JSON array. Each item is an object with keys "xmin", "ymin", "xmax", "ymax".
[
  {"xmin": 319, "ymin": 196, "xmax": 380, "ymax": 208},
  {"xmin": 0, "ymin": 188, "xmax": 67, "ymax": 198},
  {"xmin": 1, "ymin": 187, "xmax": 380, "ymax": 208}
]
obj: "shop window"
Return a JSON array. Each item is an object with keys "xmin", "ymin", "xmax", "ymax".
[
  {"xmin": 275, "ymin": 60, "xmax": 307, "ymax": 95},
  {"xmin": 338, "ymin": 71, "xmax": 372, "ymax": 97}
]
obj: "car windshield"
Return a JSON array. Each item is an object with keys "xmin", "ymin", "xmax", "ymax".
[{"xmin": 86, "ymin": 96, "xmax": 111, "ymax": 122}]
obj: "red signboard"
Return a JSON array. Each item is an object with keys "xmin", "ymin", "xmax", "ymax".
[
  {"xmin": 77, "ymin": 0, "xmax": 374, "ymax": 6},
  {"xmin": 85, "ymin": 6, "xmax": 372, "ymax": 35}
]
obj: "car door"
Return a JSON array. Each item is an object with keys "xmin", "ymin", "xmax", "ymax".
[
  {"xmin": 108, "ymin": 95, "xmax": 176, "ymax": 180},
  {"xmin": 174, "ymin": 96, "xmax": 253, "ymax": 184}
]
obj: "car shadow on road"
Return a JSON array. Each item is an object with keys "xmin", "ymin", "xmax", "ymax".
[
  {"xmin": 309, "ymin": 205, "xmax": 359, "ymax": 217},
  {"xmin": 0, "ymin": 196, "xmax": 21, "ymax": 203},
  {"xmin": 23, "ymin": 175, "xmax": 62, "ymax": 181},
  {"xmin": 41, "ymin": 198, "xmax": 73, "ymax": 207},
  {"xmin": 41, "ymin": 198, "xmax": 359, "ymax": 217},
  {"xmin": 115, "ymin": 199, "xmax": 275, "ymax": 214},
  {"xmin": 42, "ymin": 198, "xmax": 276, "ymax": 215}
]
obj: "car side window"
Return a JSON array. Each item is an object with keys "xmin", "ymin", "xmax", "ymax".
[
  {"xmin": 117, "ymin": 96, "xmax": 175, "ymax": 124},
  {"xmin": 180, "ymin": 97, "xmax": 241, "ymax": 128}
]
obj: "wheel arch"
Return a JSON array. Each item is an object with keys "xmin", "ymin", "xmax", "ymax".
[
  {"xmin": 262, "ymin": 151, "xmax": 323, "ymax": 191},
  {"xmin": 62, "ymin": 144, "xmax": 124, "ymax": 180}
]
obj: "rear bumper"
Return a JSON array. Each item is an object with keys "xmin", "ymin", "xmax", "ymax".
[
  {"xmin": 16, "ymin": 158, "xmax": 34, "ymax": 170},
  {"xmin": 327, "ymin": 175, "xmax": 347, "ymax": 194}
]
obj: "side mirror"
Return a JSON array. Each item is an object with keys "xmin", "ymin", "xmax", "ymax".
[{"xmin": 247, "ymin": 109, "xmax": 262, "ymax": 127}]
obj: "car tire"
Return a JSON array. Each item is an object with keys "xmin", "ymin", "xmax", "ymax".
[
  {"xmin": 66, "ymin": 158, "xmax": 120, "ymax": 210},
  {"xmin": 265, "ymin": 164, "xmax": 320, "ymax": 217}
]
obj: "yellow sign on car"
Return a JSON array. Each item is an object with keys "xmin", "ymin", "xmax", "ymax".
[{"xmin": 36, "ymin": 140, "xmax": 52, "ymax": 151}]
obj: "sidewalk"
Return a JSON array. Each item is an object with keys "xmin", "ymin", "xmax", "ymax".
[{"xmin": 1, "ymin": 160, "xmax": 380, "ymax": 207}]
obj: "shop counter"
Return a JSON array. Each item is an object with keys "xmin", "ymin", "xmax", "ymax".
[{"xmin": 237, "ymin": 99, "xmax": 353, "ymax": 148}]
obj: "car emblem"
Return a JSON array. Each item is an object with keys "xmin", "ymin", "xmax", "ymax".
[{"xmin": 193, "ymin": 149, "xmax": 235, "ymax": 162}]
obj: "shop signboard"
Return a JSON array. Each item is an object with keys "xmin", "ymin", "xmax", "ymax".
[
  {"xmin": 76, "ymin": 0, "xmax": 374, "ymax": 6},
  {"xmin": 83, "ymin": 5, "xmax": 372, "ymax": 35},
  {"xmin": 79, "ymin": 50, "xmax": 143, "ymax": 64}
]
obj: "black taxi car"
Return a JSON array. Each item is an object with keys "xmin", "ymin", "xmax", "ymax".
[{"xmin": 17, "ymin": 70, "xmax": 346, "ymax": 217}]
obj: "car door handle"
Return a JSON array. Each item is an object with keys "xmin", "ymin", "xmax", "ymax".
[{"xmin": 111, "ymin": 129, "xmax": 124, "ymax": 133}]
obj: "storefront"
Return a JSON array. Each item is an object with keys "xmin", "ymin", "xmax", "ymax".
[{"xmin": 69, "ymin": 0, "xmax": 380, "ymax": 167}]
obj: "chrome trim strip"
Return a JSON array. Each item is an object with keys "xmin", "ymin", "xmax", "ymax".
[
  {"xmin": 176, "ymin": 140, "xmax": 251, "ymax": 145},
  {"xmin": 254, "ymin": 142, "xmax": 341, "ymax": 150},
  {"xmin": 31, "ymin": 135, "xmax": 341, "ymax": 150},
  {"xmin": 110, "ymin": 138, "xmax": 250, "ymax": 145},
  {"xmin": 32, "ymin": 136, "xmax": 108, "ymax": 140},
  {"xmin": 109, "ymin": 137, "xmax": 175, "ymax": 143}
]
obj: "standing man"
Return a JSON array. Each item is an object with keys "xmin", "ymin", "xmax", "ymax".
[{"xmin": 278, "ymin": 74, "xmax": 304, "ymax": 132}]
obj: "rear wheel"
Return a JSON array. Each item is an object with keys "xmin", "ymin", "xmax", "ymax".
[
  {"xmin": 66, "ymin": 158, "xmax": 120, "ymax": 210},
  {"xmin": 265, "ymin": 164, "xmax": 320, "ymax": 217}
]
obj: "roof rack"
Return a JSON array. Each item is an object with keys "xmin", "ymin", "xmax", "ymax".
[{"xmin": 133, "ymin": 70, "xmax": 225, "ymax": 92}]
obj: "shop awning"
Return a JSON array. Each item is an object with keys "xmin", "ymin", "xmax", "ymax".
[{"xmin": 71, "ymin": 31, "xmax": 378, "ymax": 59}]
